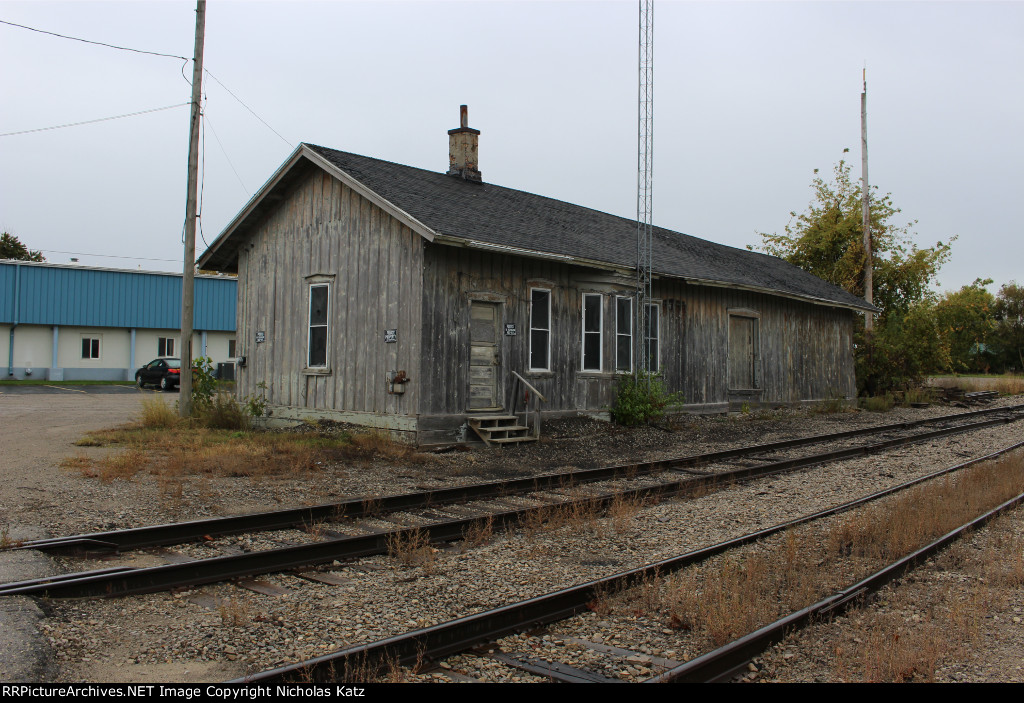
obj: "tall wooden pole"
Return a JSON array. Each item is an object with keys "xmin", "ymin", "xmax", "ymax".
[
  {"xmin": 861, "ymin": 69, "xmax": 874, "ymax": 331},
  {"xmin": 179, "ymin": 0, "xmax": 206, "ymax": 417}
]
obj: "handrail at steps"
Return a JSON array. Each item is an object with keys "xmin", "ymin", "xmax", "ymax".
[
  {"xmin": 510, "ymin": 370, "xmax": 547, "ymax": 439},
  {"xmin": 510, "ymin": 370, "xmax": 547, "ymax": 402}
]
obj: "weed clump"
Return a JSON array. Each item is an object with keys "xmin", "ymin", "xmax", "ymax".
[
  {"xmin": 859, "ymin": 393, "xmax": 895, "ymax": 412},
  {"xmin": 140, "ymin": 395, "xmax": 179, "ymax": 428},
  {"xmin": 386, "ymin": 528, "xmax": 437, "ymax": 571},
  {"xmin": 196, "ymin": 392, "xmax": 250, "ymax": 430},
  {"xmin": 611, "ymin": 372, "xmax": 683, "ymax": 426}
]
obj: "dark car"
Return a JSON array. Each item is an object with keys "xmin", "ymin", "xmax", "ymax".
[{"xmin": 135, "ymin": 358, "xmax": 182, "ymax": 391}]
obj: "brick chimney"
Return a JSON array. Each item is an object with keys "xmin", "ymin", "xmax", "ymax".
[{"xmin": 447, "ymin": 105, "xmax": 481, "ymax": 182}]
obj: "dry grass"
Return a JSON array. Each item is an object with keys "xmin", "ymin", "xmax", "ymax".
[
  {"xmin": 302, "ymin": 519, "xmax": 329, "ymax": 541},
  {"xmin": 834, "ymin": 610, "xmax": 944, "ymax": 682},
  {"xmin": 66, "ymin": 413, "xmax": 424, "ymax": 484},
  {"xmin": 218, "ymin": 597, "xmax": 251, "ymax": 627},
  {"xmin": 929, "ymin": 373, "xmax": 1024, "ymax": 396},
  {"xmin": 461, "ymin": 515, "xmax": 494, "ymax": 548},
  {"xmin": 140, "ymin": 395, "xmax": 179, "ymax": 428},
  {"xmin": 608, "ymin": 493, "xmax": 644, "ymax": 533},
  {"xmin": 386, "ymin": 527, "xmax": 437, "ymax": 571},
  {"xmin": 0, "ymin": 525, "xmax": 22, "ymax": 549},
  {"xmin": 860, "ymin": 393, "xmax": 895, "ymax": 412},
  {"xmin": 610, "ymin": 450, "xmax": 1024, "ymax": 654},
  {"xmin": 831, "ymin": 516, "xmax": 1024, "ymax": 681}
]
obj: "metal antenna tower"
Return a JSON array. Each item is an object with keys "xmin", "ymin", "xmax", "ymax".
[{"xmin": 635, "ymin": 0, "xmax": 654, "ymax": 377}]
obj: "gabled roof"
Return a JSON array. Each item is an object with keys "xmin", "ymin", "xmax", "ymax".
[{"xmin": 199, "ymin": 143, "xmax": 875, "ymax": 312}]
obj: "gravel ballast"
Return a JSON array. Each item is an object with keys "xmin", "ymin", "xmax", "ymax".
[{"xmin": 1, "ymin": 391, "xmax": 1022, "ymax": 683}]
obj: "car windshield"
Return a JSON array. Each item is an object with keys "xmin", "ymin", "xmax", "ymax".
[{"xmin": 166, "ymin": 360, "xmax": 181, "ymax": 369}]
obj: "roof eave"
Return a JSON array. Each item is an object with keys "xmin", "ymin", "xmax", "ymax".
[
  {"xmin": 433, "ymin": 234, "xmax": 875, "ymax": 313},
  {"xmin": 197, "ymin": 145, "xmax": 439, "ymax": 272}
]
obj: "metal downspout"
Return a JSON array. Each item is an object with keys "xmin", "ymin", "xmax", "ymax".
[{"xmin": 8, "ymin": 263, "xmax": 20, "ymax": 377}]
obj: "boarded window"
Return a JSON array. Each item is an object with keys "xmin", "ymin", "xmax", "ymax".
[
  {"xmin": 530, "ymin": 289, "xmax": 551, "ymax": 370},
  {"xmin": 81, "ymin": 338, "xmax": 100, "ymax": 360},
  {"xmin": 308, "ymin": 284, "xmax": 329, "ymax": 368},
  {"xmin": 645, "ymin": 303, "xmax": 660, "ymax": 373},
  {"xmin": 616, "ymin": 297, "xmax": 632, "ymax": 372},
  {"xmin": 158, "ymin": 337, "xmax": 175, "ymax": 357},
  {"xmin": 581, "ymin": 294, "xmax": 602, "ymax": 371},
  {"xmin": 729, "ymin": 314, "xmax": 758, "ymax": 389}
]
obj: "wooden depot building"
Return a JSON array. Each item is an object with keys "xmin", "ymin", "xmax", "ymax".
[{"xmin": 198, "ymin": 107, "xmax": 874, "ymax": 445}]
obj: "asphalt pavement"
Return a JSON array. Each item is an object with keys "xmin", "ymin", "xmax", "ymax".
[{"xmin": 0, "ymin": 384, "xmax": 172, "ymax": 395}]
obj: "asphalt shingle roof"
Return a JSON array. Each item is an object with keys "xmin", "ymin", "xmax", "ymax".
[{"xmin": 305, "ymin": 144, "xmax": 872, "ymax": 311}]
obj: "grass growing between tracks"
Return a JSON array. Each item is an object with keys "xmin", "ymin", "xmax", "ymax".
[
  {"xmin": 62, "ymin": 397, "xmax": 432, "ymax": 485},
  {"xmin": 596, "ymin": 450, "xmax": 1024, "ymax": 679},
  {"xmin": 813, "ymin": 507, "xmax": 1024, "ymax": 682}
]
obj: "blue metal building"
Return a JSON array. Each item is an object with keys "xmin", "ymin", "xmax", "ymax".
[{"xmin": 1, "ymin": 261, "xmax": 237, "ymax": 381}]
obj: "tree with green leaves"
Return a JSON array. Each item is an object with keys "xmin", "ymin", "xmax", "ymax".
[
  {"xmin": 754, "ymin": 159, "xmax": 954, "ymax": 394},
  {"xmin": 756, "ymin": 160, "xmax": 952, "ymax": 317},
  {"xmin": 933, "ymin": 278, "xmax": 997, "ymax": 373},
  {"xmin": 993, "ymin": 281, "xmax": 1024, "ymax": 371},
  {"xmin": 0, "ymin": 232, "xmax": 45, "ymax": 262}
]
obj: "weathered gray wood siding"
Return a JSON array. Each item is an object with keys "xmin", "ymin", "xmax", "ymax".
[
  {"xmin": 235, "ymin": 167, "xmax": 423, "ymax": 422},
  {"xmin": 418, "ymin": 245, "xmax": 855, "ymax": 419},
  {"xmin": 677, "ymin": 284, "xmax": 855, "ymax": 407},
  {"xmin": 417, "ymin": 246, "xmax": 689, "ymax": 417}
]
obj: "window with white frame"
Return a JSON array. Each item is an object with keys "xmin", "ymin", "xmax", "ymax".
[
  {"xmin": 615, "ymin": 296, "xmax": 633, "ymax": 372},
  {"xmin": 529, "ymin": 288, "xmax": 551, "ymax": 371},
  {"xmin": 581, "ymin": 294, "xmax": 602, "ymax": 371},
  {"xmin": 645, "ymin": 303, "xmax": 660, "ymax": 373},
  {"xmin": 308, "ymin": 284, "xmax": 330, "ymax": 368},
  {"xmin": 158, "ymin": 337, "xmax": 176, "ymax": 357},
  {"xmin": 81, "ymin": 337, "xmax": 100, "ymax": 360}
]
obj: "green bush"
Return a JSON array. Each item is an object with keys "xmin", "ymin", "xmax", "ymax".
[
  {"xmin": 190, "ymin": 356, "xmax": 218, "ymax": 410},
  {"xmin": 611, "ymin": 372, "xmax": 684, "ymax": 426},
  {"xmin": 244, "ymin": 381, "xmax": 268, "ymax": 418}
]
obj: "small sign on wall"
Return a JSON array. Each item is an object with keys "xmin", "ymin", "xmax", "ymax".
[
  {"xmin": 384, "ymin": 329, "xmax": 398, "ymax": 343},
  {"xmin": 255, "ymin": 331, "xmax": 266, "ymax": 343},
  {"xmin": 504, "ymin": 323, "xmax": 517, "ymax": 336}
]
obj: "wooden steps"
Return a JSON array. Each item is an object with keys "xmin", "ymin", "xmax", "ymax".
[{"xmin": 467, "ymin": 415, "xmax": 537, "ymax": 446}]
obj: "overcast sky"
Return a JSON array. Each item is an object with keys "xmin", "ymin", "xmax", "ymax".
[{"xmin": 1, "ymin": 1, "xmax": 1021, "ymax": 296}]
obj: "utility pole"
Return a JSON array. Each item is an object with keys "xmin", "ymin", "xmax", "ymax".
[
  {"xmin": 635, "ymin": 0, "xmax": 654, "ymax": 378},
  {"xmin": 179, "ymin": 0, "xmax": 206, "ymax": 417},
  {"xmin": 861, "ymin": 68, "xmax": 873, "ymax": 331}
]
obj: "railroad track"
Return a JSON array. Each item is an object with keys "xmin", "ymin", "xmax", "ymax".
[
  {"xmin": 2, "ymin": 403, "xmax": 1022, "ymax": 599},
  {"xmin": 232, "ymin": 439, "xmax": 1024, "ymax": 684}
]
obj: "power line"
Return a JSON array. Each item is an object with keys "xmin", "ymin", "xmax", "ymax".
[
  {"xmin": 0, "ymin": 18, "xmax": 189, "ymax": 60},
  {"xmin": 0, "ymin": 103, "xmax": 189, "ymax": 137},
  {"xmin": 2, "ymin": 19, "xmax": 293, "ymax": 151},
  {"xmin": 205, "ymin": 69, "xmax": 294, "ymax": 148},
  {"xmin": 204, "ymin": 113, "xmax": 249, "ymax": 195}
]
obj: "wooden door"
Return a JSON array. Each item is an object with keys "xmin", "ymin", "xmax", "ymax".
[
  {"xmin": 729, "ymin": 315, "xmax": 756, "ymax": 389},
  {"xmin": 469, "ymin": 301, "xmax": 502, "ymax": 410}
]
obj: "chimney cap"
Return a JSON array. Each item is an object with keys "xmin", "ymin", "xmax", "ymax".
[{"xmin": 448, "ymin": 104, "xmax": 480, "ymax": 135}]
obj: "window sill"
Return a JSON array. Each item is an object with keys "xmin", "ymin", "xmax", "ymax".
[{"xmin": 303, "ymin": 367, "xmax": 332, "ymax": 376}]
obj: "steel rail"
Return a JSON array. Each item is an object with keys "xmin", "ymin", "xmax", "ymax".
[
  {"xmin": 1, "ymin": 414, "xmax": 1020, "ymax": 599},
  {"xmin": 230, "ymin": 439, "xmax": 1024, "ymax": 683},
  {"xmin": 646, "ymin": 488, "xmax": 1024, "ymax": 682},
  {"xmin": 12, "ymin": 403, "xmax": 1023, "ymax": 555}
]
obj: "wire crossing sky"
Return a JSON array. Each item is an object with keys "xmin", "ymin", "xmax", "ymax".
[{"xmin": 0, "ymin": 1, "xmax": 1020, "ymax": 295}]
